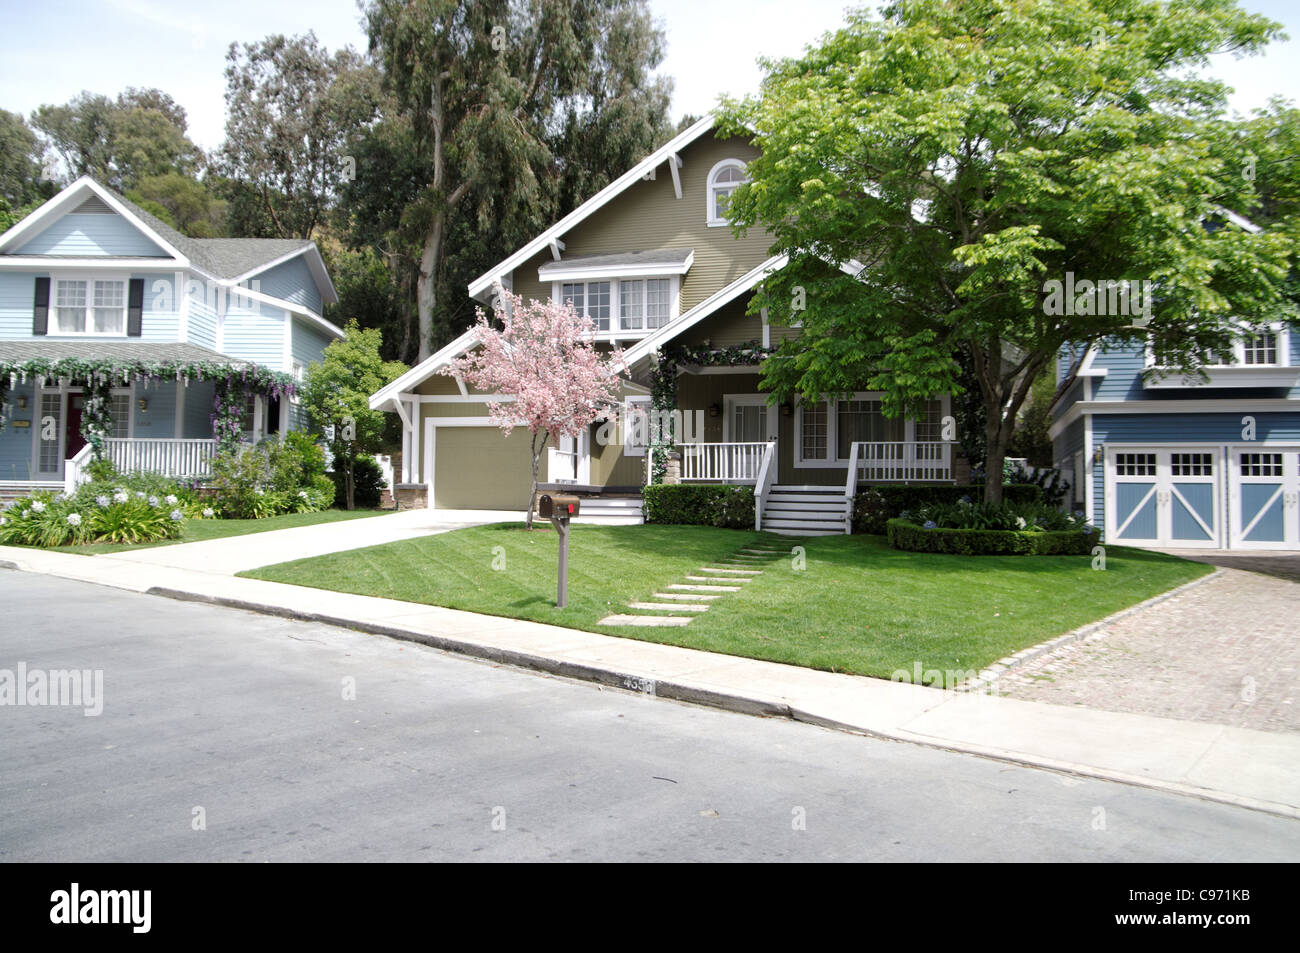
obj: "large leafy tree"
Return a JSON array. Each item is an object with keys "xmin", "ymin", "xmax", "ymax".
[
  {"xmin": 220, "ymin": 33, "xmax": 380, "ymax": 239},
  {"xmin": 719, "ymin": 0, "xmax": 1296, "ymax": 502},
  {"xmin": 32, "ymin": 88, "xmax": 203, "ymax": 192},
  {"xmin": 0, "ymin": 109, "xmax": 46, "ymax": 206},
  {"xmin": 301, "ymin": 321, "xmax": 408, "ymax": 509},
  {"xmin": 356, "ymin": 0, "xmax": 673, "ymax": 361}
]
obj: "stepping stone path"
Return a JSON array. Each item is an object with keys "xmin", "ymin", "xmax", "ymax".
[{"xmin": 597, "ymin": 540, "xmax": 804, "ymax": 628}]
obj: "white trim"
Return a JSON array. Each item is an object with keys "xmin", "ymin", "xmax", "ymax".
[
  {"xmin": 369, "ymin": 329, "xmax": 479, "ymax": 410},
  {"xmin": 0, "ymin": 257, "xmax": 175, "ymax": 270},
  {"xmin": 415, "ymin": 393, "xmax": 516, "ymax": 403},
  {"xmin": 668, "ymin": 153, "xmax": 683, "ymax": 200},
  {"xmin": 226, "ymin": 243, "xmax": 338, "ymax": 307},
  {"xmin": 281, "ymin": 309, "xmax": 292, "ymax": 373},
  {"xmin": 466, "ymin": 115, "xmax": 718, "ymax": 301},
  {"xmin": 538, "ymin": 252, "xmax": 693, "ymax": 282},
  {"xmin": 621, "ymin": 254, "xmax": 788, "ymax": 367},
  {"xmin": 722, "ymin": 394, "xmax": 777, "ymax": 443},
  {"xmin": 0, "ymin": 177, "xmax": 190, "ymax": 263},
  {"xmin": 232, "ymin": 285, "xmax": 345, "ymax": 339},
  {"xmin": 1084, "ymin": 412, "xmax": 1094, "ymax": 524},
  {"xmin": 45, "ymin": 273, "xmax": 131, "ymax": 337},
  {"xmin": 1049, "ymin": 399, "xmax": 1300, "ymax": 440},
  {"xmin": 760, "ymin": 307, "xmax": 770, "ymax": 348},
  {"xmin": 705, "ymin": 158, "xmax": 748, "ymax": 227}
]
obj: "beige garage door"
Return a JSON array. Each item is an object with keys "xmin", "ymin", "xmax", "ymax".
[{"xmin": 433, "ymin": 426, "xmax": 540, "ymax": 509}]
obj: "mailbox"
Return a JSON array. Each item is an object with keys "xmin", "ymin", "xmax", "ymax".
[{"xmin": 538, "ymin": 493, "xmax": 581, "ymax": 520}]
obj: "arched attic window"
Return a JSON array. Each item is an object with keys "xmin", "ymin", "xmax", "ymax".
[{"xmin": 706, "ymin": 159, "xmax": 748, "ymax": 226}]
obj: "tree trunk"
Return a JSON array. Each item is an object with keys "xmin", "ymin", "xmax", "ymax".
[
  {"xmin": 345, "ymin": 458, "xmax": 356, "ymax": 511},
  {"xmin": 525, "ymin": 430, "xmax": 549, "ymax": 530},
  {"xmin": 417, "ymin": 212, "xmax": 443, "ymax": 363},
  {"xmin": 984, "ymin": 416, "xmax": 1008, "ymax": 504}
]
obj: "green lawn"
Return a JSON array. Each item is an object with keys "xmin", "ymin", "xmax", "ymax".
[
  {"xmin": 240, "ymin": 523, "xmax": 1213, "ymax": 679},
  {"xmin": 63, "ymin": 508, "xmax": 387, "ymax": 554}
]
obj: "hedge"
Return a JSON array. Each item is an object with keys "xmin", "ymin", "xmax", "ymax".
[
  {"xmin": 886, "ymin": 517, "xmax": 1100, "ymax": 556},
  {"xmin": 642, "ymin": 484, "xmax": 756, "ymax": 529},
  {"xmin": 854, "ymin": 484, "xmax": 1043, "ymax": 534}
]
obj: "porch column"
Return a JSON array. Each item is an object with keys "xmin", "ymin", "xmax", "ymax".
[
  {"xmin": 174, "ymin": 380, "xmax": 185, "ymax": 439},
  {"xmin": 408, "ymin": 398, "xmax": 421, "ymax": 484}
]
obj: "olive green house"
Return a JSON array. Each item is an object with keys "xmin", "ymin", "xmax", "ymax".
[{"xmin": 369, "ymin": 117, "xmax": 960, "ymax": 534}]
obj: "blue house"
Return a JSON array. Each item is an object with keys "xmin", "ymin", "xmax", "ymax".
[
  {"xmin": 0, "ymin": 177, "xmax": 342, "ymax": 494},
  {"xmin": 1051, "ymin": 314, "xmax": 1300, "ymax": 550}
]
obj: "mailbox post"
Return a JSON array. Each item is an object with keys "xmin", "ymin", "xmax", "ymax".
[{"xmin": 538, "ymin": 493, "xmax": 581, "ymax": 607}]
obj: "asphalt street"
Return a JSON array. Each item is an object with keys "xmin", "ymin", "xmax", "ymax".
[{"xmin": 2, "ymin": 570, "xmax": 1298, "ymax": 862}]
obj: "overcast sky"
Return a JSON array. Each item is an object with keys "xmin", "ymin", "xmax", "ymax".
[{"xmin": 2, "ymin": 0, "xmax": 1296, "ymax": 153}]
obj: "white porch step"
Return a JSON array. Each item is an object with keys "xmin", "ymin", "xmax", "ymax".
[
  {"xmin": 766, "ymin": 493, "xmax": 846, "ymax": 504},
  {"xmin": 762, "ymin": 518, "xmax": 844, "ymax": 535},
  {"xmin": 764, "ymin": 501, "xmax": 846, "ymax": 514}
]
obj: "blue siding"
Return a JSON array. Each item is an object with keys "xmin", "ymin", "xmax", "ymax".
[
  {"xmin": 0, "ymin": 272, "xmax": 37, "ymax": 339},
  {"xmin": 290, "ymin": 319, "xmax": 333, "ymax": 368},
  {"xmin": 1090, "ymin": 333, "xmax": 1300, "ymax": 401},
  {"xmin": 221, "ymin": 303, "xmax": 285, "ymax": 368},
  {"xmin": 15, "ymin": 213, "xmax": 167, "ymax": 257},
  {"xmin": 136, "ymin": 271, "xmax": 181, "ymax": 342},
  {"xmin": 255, "ymin": 255, "xmax": 322, "ymax": 314},
  {"xmin": 0, "ymin": 381, "xmax": 37, "ymax": 480},
  {"xmin": 181, "ymin": 380, "xmax": 215, "ymax": 439},
  {"xmin": 186, "ymin": 285, "xmax": 218, "ymax": 351},
  {"xmin": 132, "ymin": 379, "xmax": 176, "ymax": 438}
]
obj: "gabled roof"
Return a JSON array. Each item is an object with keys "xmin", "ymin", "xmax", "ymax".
[
  {"xmin": 0, "ymin": 177, "xmax": 338, "ymax": 305},
  {"xmin": 0, "ymin": 339, "xmax": 254, "ymax": 366},
  {"xmin": 369, "ymin": 329, "xmax": 479, "ymax": 411},
  {"xmin": 466, "ymin": 115, "xmax": 718, "ymax": 301}
]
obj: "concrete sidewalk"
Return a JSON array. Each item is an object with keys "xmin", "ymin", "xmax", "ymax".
[{"xmin": 3, "ymin": 542, "xmax": 1299, "ymax": 820}]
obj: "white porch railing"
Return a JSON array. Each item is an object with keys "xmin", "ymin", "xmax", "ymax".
[
  {"xmin": 107, "ymin": 438, "xmax": 218, "ymax": 479},
  {"xmin": 68, "ymin": 438, "xmax": 218, "ymax": 490},
  {"xmin": 680, "ymin": 442, "xmax": 770, "ymax": 483},
  {"xmin": 849, "ymin": 441, "xmax": 953, "ymax": 484},
  {"xmin": 753, "ymin": 441, "xmax": 777, "ymax": 531}
]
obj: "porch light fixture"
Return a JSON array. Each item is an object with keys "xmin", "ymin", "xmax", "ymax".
[
  {"xmin": 1093, "ymin": 445, "xmax": 1104, "ymax": 464},
  {"xmin": 16, "ymin": 395, "xmax": 26, "ymax": 410},
  {"xmin": 781, "ymin": 402, "xmax": 792, "ymax": 417},
  {"xmin": 708, "ymin": 402, "xmax": 721, "ymax": 418},
  {"xmin": 138, "ymin": 398, "xmax": 148, "ymax": 413}
]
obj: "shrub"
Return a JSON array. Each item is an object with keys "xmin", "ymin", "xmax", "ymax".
[
  {"xmin": 886, "ymin": 510, "xmax": 1100, "ymax": 557},
  {"xmin": 332, "ymin": 454, "xmax": 386, "ymax": 509},
  {"xmin": 642, "ymin": 484, "xmax": 755, "ymax": 529},
  {"xmin": 209, "ymin": 445, "xmax": 275, "ymax": 518},
  {"xmin": 85, "ymin": 457, "xmax": 117, "ymax": 483},
  {"xmin": 852, "ymin": 484, "xmax": 1042, "ymax": 534},
  {"xmin": 0, "ymin": 488, "xmax": 184, "ymax": 547}
]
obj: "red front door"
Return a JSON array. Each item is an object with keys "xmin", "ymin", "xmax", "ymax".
[{"xmin": 65, "ymin": 394, "xmax": 86, "ymax": 461}]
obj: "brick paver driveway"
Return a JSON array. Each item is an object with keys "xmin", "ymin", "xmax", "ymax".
[{"xmin": 999, "ymin": 553, "xmax": 1300, "ymax": 734}]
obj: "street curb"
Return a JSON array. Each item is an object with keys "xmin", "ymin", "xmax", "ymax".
[
  {"xmin": 960, "ymin": 567, "xmax": 1226, "ymax": 694},
  {"xmin": 142, "ymin": 579, "xmax": 1300, "ymax": 821}
]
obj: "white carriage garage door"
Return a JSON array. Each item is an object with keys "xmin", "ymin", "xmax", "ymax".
[
  {"xmin": 1228, "ymin": 447, "xmax": 1300, "ymax": 549},
  {"xmin": 1105, "ymin": 447, "xmax": 1221, "ymax": 549}
]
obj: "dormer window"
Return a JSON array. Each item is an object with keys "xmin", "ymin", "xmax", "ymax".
[
  {"xmin": 1242, "ymin": 330, "xmax": 1278, "ymax": 365},
  {"xmin": 53, "ymin": 278, "xmax": 127, "ymax": 335},
  {"xmin": 707, "ymin": 159, "xmax": 748, "ymax": 226}
]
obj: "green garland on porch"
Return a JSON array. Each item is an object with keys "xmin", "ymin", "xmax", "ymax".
[
  {"xmin": 0, "ymin": 356, "xmax": 296, "ymax": 450},
  {"xmin": 645, "ymin": 341, "xmax": 778, "ymax": 483},
  {"xmin": 211, "ymin": 379, "xmax": 248, "ymax": 456},
  {"xmin": 81, "ymin": 377, "xmax": 115, "ymax": 461}
]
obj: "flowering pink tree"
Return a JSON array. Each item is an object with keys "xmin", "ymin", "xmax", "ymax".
[{"xmin": 444, "ymin": 287, "xmax": 625, "ymax": 527}]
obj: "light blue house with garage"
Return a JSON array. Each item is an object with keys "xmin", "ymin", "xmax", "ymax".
[
  {"xmin": 0, "ymin": 176, "xmax": 341, "ymax": 495},
  {"xmin": 1051, "ymin": 316, "xmax": 1300, "ymax": 551}
]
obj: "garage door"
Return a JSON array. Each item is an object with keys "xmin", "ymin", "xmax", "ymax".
[
  {"xmin": 1107, "ymin": 448, "xmax": 1221, "ymax": 548},
  {"xmin": 432, "ymin": 426, "xmax": 540, "ymax": 510},
  {"xmin": 1229, "ymin": 447, "xmax": 1300, "ymax": 549}
]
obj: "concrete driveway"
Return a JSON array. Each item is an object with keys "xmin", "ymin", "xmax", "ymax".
[{"xmin": 99, "ymin": 508, "xmax": 493, "ymax": 575}]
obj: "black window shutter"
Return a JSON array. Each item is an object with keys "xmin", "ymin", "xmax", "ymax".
[
  {"xmin": 33, "ymin": 277, "xmax": 49, "ymax": 335},
  {"xmin": 127, "ymin": 278, "xmax": 144, "ymax": 336}
]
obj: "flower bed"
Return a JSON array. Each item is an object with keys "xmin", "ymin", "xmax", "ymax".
[
  {"xmin": 0, "ymin": 485, "xmax": 196, "ymax": 547},
  {"xmin": 885, "ymin": 499, "xmax": 1100, "ymax": 556}
]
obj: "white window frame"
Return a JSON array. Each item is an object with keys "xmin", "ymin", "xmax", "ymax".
[
  {"xmin": 722, "ymin": 394, "xmax": 775, "ymax": 443},
  {"xmin": 706, "ymin": 159, "xmax": 748, "ymax": 227},
  {"xmin": 1145, "ymin": 320, "xmax": 1291, "ymax": 369},
  {"xmin": 793, "ymin": 392, "xmax": 952, "ymax": 468},
  {"xmin": 553, "ymin": 276, "xmax": 680, "ymax": 340},
  {"xmin": 50, "ymin": 274, "xmax": 131, "ymax": 337}
]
